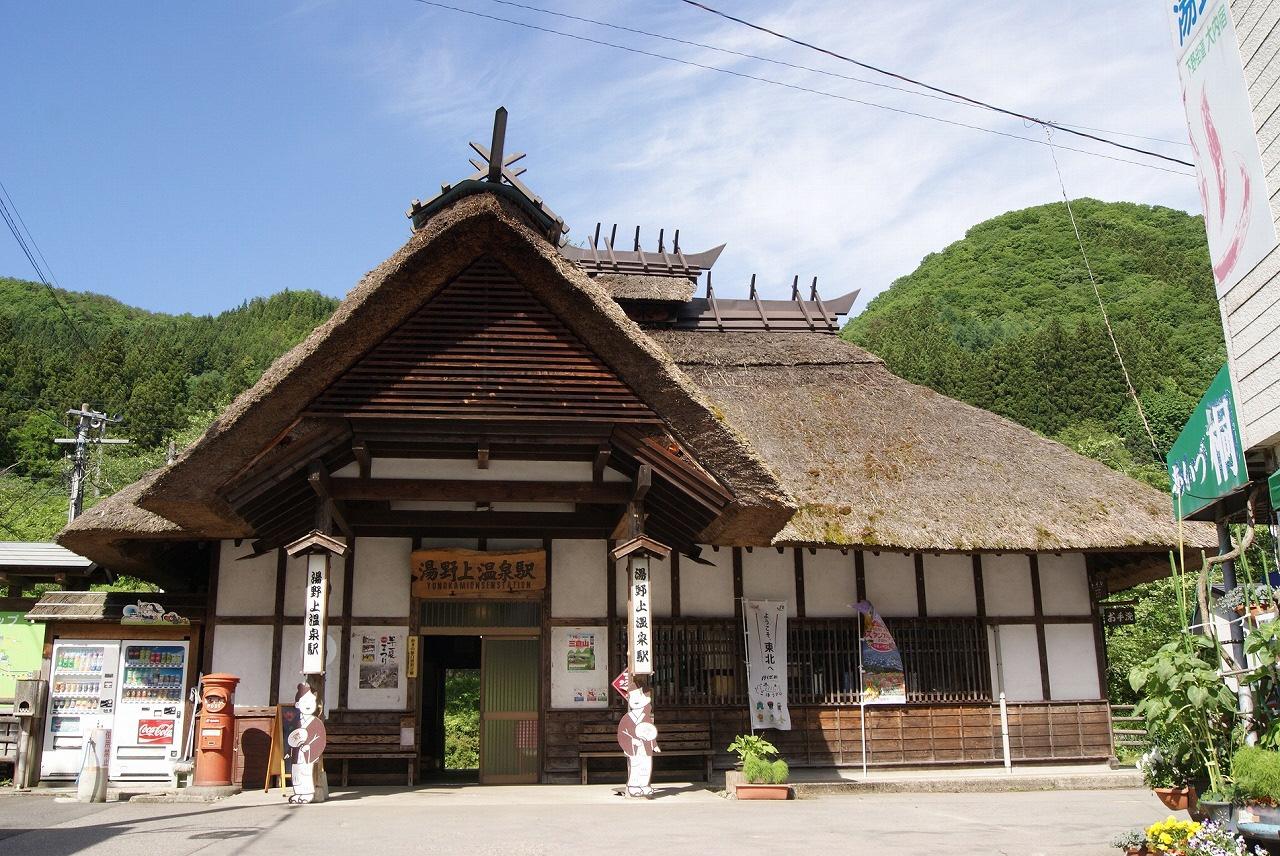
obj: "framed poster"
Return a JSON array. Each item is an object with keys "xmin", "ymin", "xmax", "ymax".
[
  {"xmin": 550, "ymin": 626, "xmax": 609, "ymax": 709},
  {"xmin": 346, "ymin": 626, "xmax": 408, "ymax": 710},
  {"xmin": 0, "ymin": 612, "xmax": 44, "ymax": 699}
]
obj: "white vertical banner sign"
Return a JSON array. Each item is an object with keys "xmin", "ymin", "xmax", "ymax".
[
  {"xmin": 628, "ymin": 557, "xmax": 653, "ymax": 676},
  {"xmin": 302, "ymin": 553, "xmax": 329, "ymax": 675},
  {"xmin": 744, "ymin": 600, "xmax": 790, "ymax": 731},
  {"xmin": 1166, "ymin": 1, "xmax": 1277, "ymax": 295}
]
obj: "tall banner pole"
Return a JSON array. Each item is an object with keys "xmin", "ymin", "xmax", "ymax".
[{"xmin": 740, "ymin": 598, "xmax": 754, "ymax": 733}]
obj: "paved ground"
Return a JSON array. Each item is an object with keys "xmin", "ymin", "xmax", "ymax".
[{"xmin": 0, "ymin": 780, "xmax": 1176, "ymax": 856}]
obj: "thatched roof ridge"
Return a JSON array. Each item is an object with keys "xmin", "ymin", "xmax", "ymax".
[
  {"xmin": 104, "ymin": 192, "xmax": 791, "ymax": 546},
  {"xmin": 593, "ymin": 273, "xmax": 698, "ymax": 303},
  {"xmin": 649, "ymin": 330, "xmax": 1215, "ymax": 556}
]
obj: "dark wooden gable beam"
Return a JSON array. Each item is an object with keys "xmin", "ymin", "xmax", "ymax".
[
  {"xmin": 308, "ymin": 460, "xmax": 354, "ymax": 539},
  {"xmin": 322, "ymin": 476, "xmax": 630, "ymax": 504}
]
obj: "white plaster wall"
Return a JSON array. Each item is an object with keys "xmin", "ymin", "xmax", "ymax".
[
  {"xmin": 863, "ymin": 552, "xmax": 918, "ymax": 617},
  {"xmin": 368, "ymin": 457, "xmax": 625, "ymax": 482},
  {"xmin": 419, "ymin": 537, "xmax": 481, "ymax": 550},
  {"xmin": 988, "ymin": 624, "xmax": 1043, "ymax": 701},
  {"xmin": 1038, "ymin": 553, "xmax": 1091, "ymax": 616},
  {"xmin": 679, "ymin": 547, "xmax": 734, "ymax": 617},
  {"xmin": 983, "ymin": 554, "xmax": 1034, "ymax": 616},
  {"xmin": 211, "ymin": 624, "xmax": 274, "ymax": 705},
  {"xmin": 803, "ymin": 550, "xmax": 856, "ymax": 617},
  {"xmin": 922, "ymin": 553, "xmax": 976, "ymax": 616},
  {"xmin": 217, "ymin": 540, "xmax": 278, "ymax": 616},
  {"xmin": 742, "ymin": 548, "xmax": 795, "ymax": 609},
  {"xmin": 488, "ymin": 539, "xmax": 543, "ymax": 551},
  {"xmin": 279, "ymin": 625, "xmax": 339, "ymax": 705},
  {"xmin": 1045, "ymin": 623, "xmax": 1102, "ymax": 700},
  {"xmin": 284, "ymin": 551, "xmax": 346, "ymax": 618},
  {"xmin": 552, "ymin": 539, "xmax": 607, "ymax": 618},
  {"xmin": 353, "ymin": 537, "xmax": 411, "ymax": 617}
]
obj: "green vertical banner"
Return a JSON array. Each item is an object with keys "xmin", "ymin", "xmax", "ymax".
[
  {"xmin": 1168, "ymin": 365, "xmax": 1248, "ymax": 519},
  {"xmin": 0, "ymin": 612, "xmax": 44, "ymax": 698},
  {"xmin": 1269, "ymin": 470, "xmax": 1280, "ymax": 520}
]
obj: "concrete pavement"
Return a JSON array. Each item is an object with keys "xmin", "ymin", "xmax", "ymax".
[{"xmin": 0, "ymin": 770, "xmax": 1174, "ymax": 856}]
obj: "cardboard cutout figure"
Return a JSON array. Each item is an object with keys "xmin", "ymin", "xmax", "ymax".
[
  {"xmin": 288, "ymin": 683, "xmax": 327, "ymax": 804},
  {"xmin": 617, "ymin": 682, "xmax": 659, "ymax": 797}
]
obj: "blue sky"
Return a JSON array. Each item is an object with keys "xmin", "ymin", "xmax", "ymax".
[{"xmin": 1, "ymin": 1, "xmax": 1199, "ymax": 318}]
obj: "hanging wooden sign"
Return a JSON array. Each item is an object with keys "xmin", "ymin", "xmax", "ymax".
[{"xmin": 410, "ymin": 548, "xmax": 546, "ymax": 598}]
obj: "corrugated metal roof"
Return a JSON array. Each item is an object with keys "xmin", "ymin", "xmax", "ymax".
[
  {"xmin": 25, "ymin": 591, "xmax": 206, "ymax": 623},
  {"xmin": 0, "ymin": 542, "xmax": 94, "ymax": 572}
]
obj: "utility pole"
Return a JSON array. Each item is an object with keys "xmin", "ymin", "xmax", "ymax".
[{"xmin": 54, "ymin": 404, "xmax": 129, "ymax": 525}]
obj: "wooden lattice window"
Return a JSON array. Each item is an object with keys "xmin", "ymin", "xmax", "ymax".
[{"xmin": 614, "ymin": 615, "xmax": 992, "ymax": 707}]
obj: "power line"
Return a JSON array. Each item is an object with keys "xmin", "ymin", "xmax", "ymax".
[
  {"xmin": 676, "ymin": 0, "xmax": 1195, "ymax": 169},
  {"xmin": 0, "ymin": 378, "xmax": 70, "ymax": 433},
  {"xmin": 485, "ymin": 0, "xmax": 1191, "ymax": 153},
  {"xmin": 407, "ymin": 0, "xmax": 1195, "ymax": 177},
  {"xmin": 0, "ymin": 179, "xmax": 93, "ymax": 351}
]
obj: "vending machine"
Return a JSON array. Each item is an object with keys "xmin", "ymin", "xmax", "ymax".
[
  {"xmin": 109, "ymin": 641, "xmax": 190, "ymax": 780},
  {"xmin": 40, "ymin": 640, "xmax": 120, "ymax": 779}
]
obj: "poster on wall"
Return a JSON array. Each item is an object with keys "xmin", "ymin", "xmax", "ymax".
[
  {"xmin": 1166, "ymin": 1, "xmax": 1277, "ymax": 296},
  {"xmin": 551, "ymin": 626, "xmax": 609, "ymax": 709},
  {"xmin": 0, "ymin": 612, "xmax": 44, "ymax": 698},
  {"xmin": 347, "ymin": 626, "xmax": 408, "ymax": 710}
]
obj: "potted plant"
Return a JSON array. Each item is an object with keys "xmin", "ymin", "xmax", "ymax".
[
  {"xmin": 726, "ymin": 733, "xmax": 790, "ymax": 800},
  {"xmin": 1216, "ymin": 584, "xmax": 1276, "ymax": 620},
  {"xmin": 1144, "ymin": 817, "xmax": 1200, "ymax": 854},
  {"xmin": 1231, "ymin": 746, "xmax": 1280, "ymax": 826},
  {"xmin": 1142, "ymin": 745, "xmax": 1196, "ymax": 812},
  {"xmin": 1111, "ymin": 828, "xmax": 1152, "ymax": 855}
]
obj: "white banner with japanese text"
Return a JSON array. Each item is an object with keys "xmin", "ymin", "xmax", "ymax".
[{"xmin": 744, "ymin": 600, "xmax": 790, "ymax": 730}]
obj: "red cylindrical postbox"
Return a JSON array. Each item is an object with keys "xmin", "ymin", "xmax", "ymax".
[{"xmin": 193, "ymin": 673, "xmax": 240, "ymax": 787}]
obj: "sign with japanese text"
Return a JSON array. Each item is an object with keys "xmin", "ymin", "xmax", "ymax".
[
  {"xmin": 358, "ymin": 633, "xmax": 400, "ymax": 690},
  {"xmin": 550, "ymin": 626, "xmax": 609, "ymax": 709},
  {"xmin": 0, "ymin": 612, "xmax": 44, "ymax": 698},
  {"xmin": 1103, "ymin": 605, "xmax": 1138, "ymax": 628},
  {"xmin": 410, "ymin": 548, "xmax": 546, "ymax": 598},
  {"xmin": 745, "ymin": 600, "xmax": 790, "ymax": 730},
  {"xmin": 853, "ymin": 601, "xmax": 905, "ymax": 705},
  {"xmin": 628, "ymin": 558, "xmax": 653, "ymax": 676},
  {"xmin": 1168, "ymin": 364, "xmax": 1247, "ymax": 519},
  {"xmin": 1166, "ymin": 1, "xmax": 1276, "ymax": 296},
  {"xmin": 302, "ymin": 555, "xmax": 329, "ymax": 674}
]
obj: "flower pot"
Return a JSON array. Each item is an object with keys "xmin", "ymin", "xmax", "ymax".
[
  {"xmin": 734, "ymin": 783, "xmax": 791, "ymax": 800},
  {"xmin": 1197, "ymin": 799, "xmax": 1236, "ymax": 833},
  {"xmin": 1154, "ymin": 786, "xmax": 1193, "ymax": 812}
]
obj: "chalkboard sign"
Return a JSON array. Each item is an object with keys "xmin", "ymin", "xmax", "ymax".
[{"xmin": 266, "ymin": 703, "xmax": 300, "ymax": 792}]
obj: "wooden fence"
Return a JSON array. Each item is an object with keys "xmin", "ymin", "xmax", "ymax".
[{"xmin": 1111, "ymin": 704, "xmax": 1147, "ymax": 754}]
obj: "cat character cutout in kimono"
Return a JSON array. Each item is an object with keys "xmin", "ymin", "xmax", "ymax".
[
  {"xmin": 288, "ymin": 683, "xmax": 327, "ymax": 804},
  {"xmin": 617, "ymin": 681, "xmax": 660, "ymax": 797}
]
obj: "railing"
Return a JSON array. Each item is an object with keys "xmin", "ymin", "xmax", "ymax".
[{"xmin": 1111, "ymin": 703, "xmax": 1148, "ymax": 752}]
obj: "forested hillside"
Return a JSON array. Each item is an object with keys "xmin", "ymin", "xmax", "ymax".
[
  {"xmin": 842, "ymin": 199, "xmax": 1223, "ymax": 488},
  {"xmin": 0, "ymin": 278, "xmax": 337, "ymax": 539}
]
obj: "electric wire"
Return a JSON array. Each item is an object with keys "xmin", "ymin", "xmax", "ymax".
[
  {"xmin": 1043, "ymin": 125, "xmax": 1163, "ymax": 465},
  {"xmin": 408, "ymin": 0, "xmax": 1195, "ymax": 177},
  {"xmin": 485, "ymin": 0, "xmax": 1192, "ymax": 155},
  {"xmin": 0, "ymin": 379, "xmax": 71, "ymax": 433},
  {"xmin": 677, "ymin": 0, "xmax": 1195, "ymax": 169},
  {"xmin": 0, "ymin": 179, "xmax": 93, "ymax": 351}
]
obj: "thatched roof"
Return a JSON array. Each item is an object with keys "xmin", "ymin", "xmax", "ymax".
[
  {"xmin": 24, "ymin": 590, "xmax": 205, "ymax": 623},
  {"xmin": 58, "ymin": 185, "xmax": 1210, "ymax": 590},
  {"xmin": 649, "ymin": 329, "xmax": 1215, "ymax": 564},
  {"xmin": 593, "ymin": 273, "xmax": 698, "ymax": 303},
  {"xmin": 61, "ymin": 192, "xmax": 792, "ymax": 569}
]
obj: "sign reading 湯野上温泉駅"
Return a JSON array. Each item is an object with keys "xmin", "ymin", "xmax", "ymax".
[
  {"xmin": 1167, "ymin": 364, "xmax": 1247, "ymax": 520},
  {"xmin": 410, "ymin": 548, "xmax": 545, "ymax": 598}
]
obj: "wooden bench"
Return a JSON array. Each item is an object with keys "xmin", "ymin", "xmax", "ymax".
[
  {"xmin": 578, "ymin": 722, "xmax": 713, "ymax": 785},
  {"xmin": 322, "ymin": 723, "xmax": 416, "ymax": 787}
]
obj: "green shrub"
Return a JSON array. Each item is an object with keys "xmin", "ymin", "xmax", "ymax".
[
  {"xmin": 1232, "ymin": 746, "xmax": 1280, "ymax": 803},
  {"xmin": 742, "ymin": 754, "xmax": 789, "ymax": 784}
]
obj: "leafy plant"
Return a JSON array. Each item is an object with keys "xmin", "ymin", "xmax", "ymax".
[
  {"xmin": 1231, "ymin": 746, "xmax": 1280, "ymax": 804},
  {"xmin": 1111, "ymin": 828, "xmax": 1148, "ymax": 851},
  {"xmin": 1217, "ymin": 583, "xmax": 1276, "ymax": 616},
  {"xmin": 742, "ymin": 753, "xmax": 788, "ymax": 785},
  {"xmin": 726, "ymin": 733, "xmax": 778, "ymax": 765}
]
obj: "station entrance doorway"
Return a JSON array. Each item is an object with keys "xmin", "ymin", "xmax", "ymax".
[{"xmin": 418, "ymin": 600, "xmax": 541, "ymax": 784}]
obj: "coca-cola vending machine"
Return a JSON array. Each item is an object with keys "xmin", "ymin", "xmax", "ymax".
[
  {"xmin": 40, "ymin": 639, "xmax": 120, "ymax": 779},
  {"xmin": 109, "ymin": 641, "xmax": 190, "ymax": 780}
]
